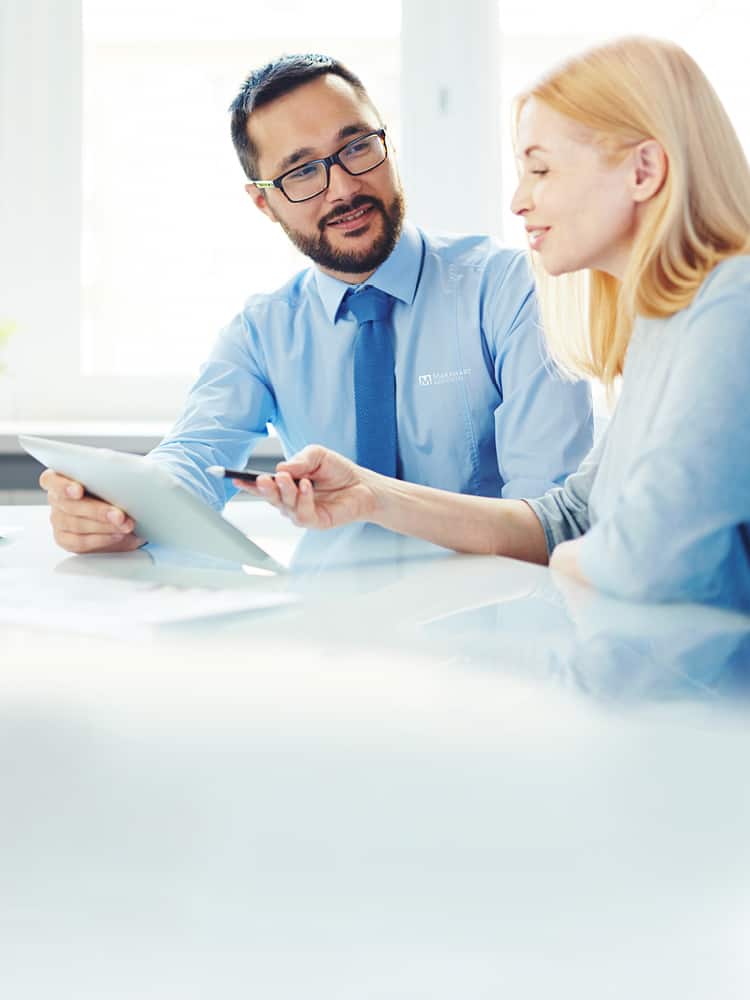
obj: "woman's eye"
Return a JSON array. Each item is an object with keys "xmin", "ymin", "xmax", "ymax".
[{"xmin": 531, "ymin": 169, "xmax": 548, "ymax": 176}]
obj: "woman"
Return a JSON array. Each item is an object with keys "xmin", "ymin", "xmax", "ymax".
[{"xmin": 240, "ymin": 37, "xmax": 750, "ymax": 610}]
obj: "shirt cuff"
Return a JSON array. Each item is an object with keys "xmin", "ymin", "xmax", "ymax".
[{"xmin": 522, "ymin": 497, "xmax": 556, "ymax": 559}]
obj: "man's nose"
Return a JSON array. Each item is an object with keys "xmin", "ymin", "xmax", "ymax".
[{"xmin": 325, "ymin": 163, "xmax": 363, "ymax": 202}]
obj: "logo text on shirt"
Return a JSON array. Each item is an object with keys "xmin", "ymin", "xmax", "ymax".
[{"xmin": 417, "ymin": 368, "xmax": 472, "ymax": 387}]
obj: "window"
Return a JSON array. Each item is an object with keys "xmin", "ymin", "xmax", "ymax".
[
  {"xmin": 0, "ymin": 0, "xmax": 401, "ymax": 423},
  {"xmin": 1, "ymin": 0, "xmax": 746, "ymax": 426},
  {"xmin": 497, "ymin": 2, "xmax": 750, "ymax": 246},
  {"xmin": 81, "ymin": 0, "xmax": 401, "ymax": 377}
]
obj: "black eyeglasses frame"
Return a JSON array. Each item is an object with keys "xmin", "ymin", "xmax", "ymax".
[{"xmin": 251, "ymin": 128, "xmax": 388, "ymax": 204}]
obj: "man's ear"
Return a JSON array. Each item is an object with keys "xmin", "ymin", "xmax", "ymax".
[
  {"xmin": 631, "ymin": 140, "xmax": 667, "ymax": 203},
  {"xmin": 244, "ymin": 183, "xmax": 279, "ymax": 223}
]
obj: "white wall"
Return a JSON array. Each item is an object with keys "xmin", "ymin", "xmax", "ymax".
[
  {"xmin": 2, "ymin": 0, "xmax": 748, "ymax": 424},
  {"xmin": 400, "ymin": 0, "xmax": 502, "ymax": 235},
  {"xmin": 0, "ymin": 0, "xmax": 83, "ymax": 420}
]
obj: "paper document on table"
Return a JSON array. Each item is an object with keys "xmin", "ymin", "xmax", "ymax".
[{"xmin": 0, "ymin": 569, "xmax": 296, "ymax": 634}]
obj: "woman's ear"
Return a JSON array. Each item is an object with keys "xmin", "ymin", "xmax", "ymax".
[{"xmin": 631, "ymin": 140, "xmax": 667, "ymax": 202}]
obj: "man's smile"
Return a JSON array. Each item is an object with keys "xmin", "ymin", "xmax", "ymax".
[{"xmin": 325, "ymin": 203, "xmax": 376, "ymax": 232}]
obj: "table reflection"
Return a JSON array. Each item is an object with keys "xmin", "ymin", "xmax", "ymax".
[{"xmin": 48, "ymin": 515, "xmax": 750, "ymax": 700}]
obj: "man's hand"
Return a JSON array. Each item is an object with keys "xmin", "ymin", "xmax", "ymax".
[
  {"xmin": 233, "ymin": 444, "xmax": 381, "ymax": 530},
  {"xmin": 39, "ymin": 469, "xmax": 145, "ymax": 553}
]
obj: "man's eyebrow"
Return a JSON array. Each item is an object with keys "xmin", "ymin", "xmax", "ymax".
[
  {"xmin": 274, "ymin": 122, "xmax": 376, "ymax": 175},
  {"xmin": 335, "ymin": 121, "xmax": 373, "ymax": 142},
  {"xmin": 276, "ymin": 146, "xmax": 316, "ymax": 174}
]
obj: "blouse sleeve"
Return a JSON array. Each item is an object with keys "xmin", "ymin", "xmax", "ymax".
[
  {"xmin": 577, "ymin": 287, "xmax": 750, "ymax": 608},
  {"xmin": 524, "ymin": 435, "xmax": 606, "ymax": 556}
]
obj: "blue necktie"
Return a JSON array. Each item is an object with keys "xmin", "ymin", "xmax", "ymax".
[{"xmin": 347, "ymin": 286, "xmax": 398, "ymax": 477}]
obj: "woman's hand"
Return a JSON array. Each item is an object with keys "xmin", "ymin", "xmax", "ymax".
[
  {"xmin": 548, "ymin": 536, "xmax": 591, "ymax": 586},
  {"xmin": 234, "ymin": 445, "xmax": 381, "ymax": 530}
]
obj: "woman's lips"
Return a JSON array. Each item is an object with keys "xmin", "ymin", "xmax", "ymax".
[{"xmin": 526, "ymin": 226, "xmax": 550, "ymax": 250}]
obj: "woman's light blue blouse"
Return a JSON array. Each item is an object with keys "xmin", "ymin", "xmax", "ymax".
[{"xmin": 526, "ymin": 256, "xmax": 750, "ymax": 610}]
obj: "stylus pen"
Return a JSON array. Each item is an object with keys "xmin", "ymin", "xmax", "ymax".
[{"xmin": 206, "ymin": 465, "xmax": 301, "ymax": 485}]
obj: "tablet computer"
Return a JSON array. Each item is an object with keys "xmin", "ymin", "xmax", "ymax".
[{"xmin": 19, "ymin": 434, "xmax": 285, "ymax": 573}]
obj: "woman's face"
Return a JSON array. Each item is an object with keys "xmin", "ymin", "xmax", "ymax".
[{"xmin": 511, "ymin": 97, "xmax": 638, "ymax": 279}]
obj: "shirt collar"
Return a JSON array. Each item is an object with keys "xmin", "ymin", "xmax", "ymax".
[{"xmin": 314, "ymin": 220, "xmax": 423, "ymax": 324}]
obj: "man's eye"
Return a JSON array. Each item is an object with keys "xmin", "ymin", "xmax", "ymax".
[
  {"xmin": 288, "ymin": 163, "xmax": 319, "ymax": 181},
  {"xmin": 531, "ymin": 169, "xmax": 548, "ymax": 176},
  {"xmin": 345, "ymin": 139, "xmax": 374, "ymax": 158}
]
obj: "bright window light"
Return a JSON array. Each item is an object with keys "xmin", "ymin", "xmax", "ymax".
[
  {"xmin": 81, "ymin": 0, "xmax": 401, "ymax": 376},
  {"xmin": 498, "ymin": 1, "xmax": 750, "ymax": 245}
]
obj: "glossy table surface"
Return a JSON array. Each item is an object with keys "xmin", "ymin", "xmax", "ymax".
[{"xmin": 1, "ymin": 504, "xmax": 749, "ymax": 998}]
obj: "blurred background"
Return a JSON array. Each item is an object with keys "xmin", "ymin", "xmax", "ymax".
[{"xmin": 0, "ymin": 0, "xmax": 747, "ymax": 484}]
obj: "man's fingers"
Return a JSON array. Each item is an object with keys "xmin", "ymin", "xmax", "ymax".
[
  {"xmin": 50, "ymin": 509, "xmax": 135, "ymax": 537},
  {"xmin": 48, "ymin": 492, "xmax": 131, "ymax": 527},
  {"xmin": 40, "ymin": 469, "xmax": 133, "ymax": 527},
  {"xmin": 50, "ymin": 498, "xmax": 134, "ymax": 529},
  {"xmin": 56, "ymin": 531, "xmax": 146, "ymax": 554},
  {"xmin": 38, "ymin": 468, "xmax": 64, "ymax": 491},
  {"xmin": 39, "ymin": 469, "xmax": 83, "ymax": 498}
]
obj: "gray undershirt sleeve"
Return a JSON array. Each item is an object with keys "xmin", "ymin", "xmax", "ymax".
[{"xmin": 523, "ymin": 436, "xmax": 605, "ymax": 556}]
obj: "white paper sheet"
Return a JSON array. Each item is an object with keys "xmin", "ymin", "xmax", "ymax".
[{"xmin": 0, "ymin": 569, "xmax": 296, "ymax": 634}]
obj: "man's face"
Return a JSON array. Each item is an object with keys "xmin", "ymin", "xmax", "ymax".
[{"xmin": 247, "ymin": 74, "xmax": 405, "ymax": 282}]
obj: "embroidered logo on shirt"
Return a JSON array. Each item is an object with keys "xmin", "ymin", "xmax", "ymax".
[{"xmin": 418, "ymin": 368, "xmax": 472, "ymax": 387}]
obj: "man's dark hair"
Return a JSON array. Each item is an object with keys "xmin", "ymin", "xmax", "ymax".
[{"xmin": 229, "ymin": 54, "xmax": 375, "ymax": 181}]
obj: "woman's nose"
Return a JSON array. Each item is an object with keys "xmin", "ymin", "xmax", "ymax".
[{"xmin": 510, "ymin": 177, "xmax": 531, "ymax": 216}]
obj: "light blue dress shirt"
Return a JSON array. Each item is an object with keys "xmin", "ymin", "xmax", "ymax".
[
  {"xmin": 527, "ymin": 255, "xmax": 750, "ymax": 611},
  {"xmin": 151, "ymin": 222, "xmax": 593, "ymax": 510}
]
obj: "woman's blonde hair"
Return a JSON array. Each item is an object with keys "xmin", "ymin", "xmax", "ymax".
[{"xmin": 515, "ymin": 36, "xmax": 750, "ymax": 384}]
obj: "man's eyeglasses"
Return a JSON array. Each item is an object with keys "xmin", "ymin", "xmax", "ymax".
[{"xmin": 251, "ymin": 129, "xmax": 388, "ymax": 204}]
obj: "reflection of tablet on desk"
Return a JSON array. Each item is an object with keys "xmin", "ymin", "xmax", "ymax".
[
  {"xmin": 18, "ymin": 435, "xmax": 284, "ymax": 573},
  {"xmin": 0, "ymin": 525, "xmax": 23, "ymax": 544}
]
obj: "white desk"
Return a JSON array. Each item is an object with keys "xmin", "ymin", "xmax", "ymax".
[
  {"xmin": 1, "ymin": 504, "xmax": 749, "ymax": 998},
  {"xmin": 2, "ymin": 503, "xmax": 748, "ymax": 692}
]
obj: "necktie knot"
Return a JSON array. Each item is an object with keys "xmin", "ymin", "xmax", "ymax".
[{"xmin": 346, "ymin": 285, "xmax": 395, "ymax": 325}]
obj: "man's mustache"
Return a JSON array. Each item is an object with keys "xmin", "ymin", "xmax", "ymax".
[{"xmin": 319, "ymin": 196, "xmax": 383, "ymax": 231}]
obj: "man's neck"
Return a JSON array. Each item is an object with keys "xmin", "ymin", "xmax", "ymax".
[{"xmin": 317, "ymin": 262, "xmax": 378, "ymax": 284}]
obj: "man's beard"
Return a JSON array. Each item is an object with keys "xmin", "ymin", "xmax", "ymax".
[{"xmin": 278, "ymin": 192, "xmax": 406, "ymax": 276}]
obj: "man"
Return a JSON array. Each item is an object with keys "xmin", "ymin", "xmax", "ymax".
[{"xmin": 41, "ymin": 53, "xmax": 592, "ymax": 553}]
